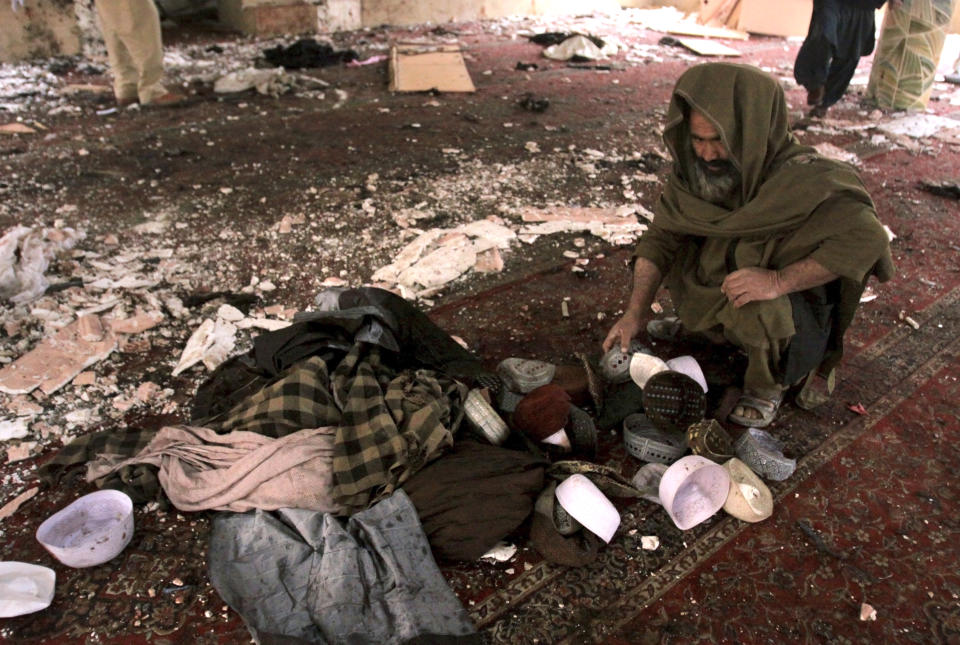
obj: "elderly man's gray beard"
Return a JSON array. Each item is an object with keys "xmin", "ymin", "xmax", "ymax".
[{"xmin": 689, "ymin": 158, "xmax": 741, "ymax": 204}]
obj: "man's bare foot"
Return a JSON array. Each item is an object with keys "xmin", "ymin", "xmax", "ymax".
[{"xmin": 729, "ymin": 387, "xmax": 784, "ymax": 428}]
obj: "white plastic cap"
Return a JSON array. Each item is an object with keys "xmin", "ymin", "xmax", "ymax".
[
  {"xmin": 629, "ymin": 353, "xmax": 668, "ymax": 388},
  {"xmin": 541, "ymin": 429, "xmax": 571, "ymax": 450},
  {"xmin": 555, "ymin": 474, "xmax": 621, "ymax": 543},
  {"xmin": 0, "ymin": 562, "xmax": 55, "ymax": 618},
  {"xmin": 658, "ymin": 455, "xmax": 730, "ymax": 530},
  {"xmin": 36, "ymin": 489, "xmax": 134, "ymax": 568},
  {"xmin": 722, "ymin": 458, "xmax": 773, "ymax": 522},
  {"xmin": 665, "ymin": 355, "xmax": 708, "ymax": 392}
]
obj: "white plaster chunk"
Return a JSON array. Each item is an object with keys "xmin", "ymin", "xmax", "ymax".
[
  {"xmin": 0, "ymin": 418, "xmax": 30, "ymax": 442},
  {"xmin": 0, "ymin": 314, "xmax": 116, "ymax": 396},
  {"xmin": 398, "ymin": 236, "xmax": 477, "ymax": 289},
  {"xmin": 457, "ymin": 218, "xmax": 516, "ymax": 248},
  {"xmin": 216, "ymin": 304, "xmax": 245, "ymax": 322}
]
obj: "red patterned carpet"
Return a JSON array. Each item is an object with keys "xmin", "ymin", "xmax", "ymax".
[
  {"xmin": 3, "ymin": 229, "xmax": 960, "ymax": 644},
  {"xmin": 3, "ymin": 33, "xmax": 960, "ymax": 645}
]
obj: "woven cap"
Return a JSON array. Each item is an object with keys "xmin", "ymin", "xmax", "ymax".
[
  {"xmin": 497, "ymin": 358, "xmax": 557, "ymax": 394},
  {"xmin": 622, "ymin": 413, "xmax": 687, "ymax": 464},
  {"xmin": 566, "ymin": 405, "xmax": 597, "ymax": 459},
  {"xmin": 598, "ymin": 340, "xmax": 649, "ymax": 384},
  {"xmin": 555, "ymin": 474, "xmax": 621, "ymax": 543},
  {"xmin": 463, "ymin": 389, "xmax": 510, "ymax": 445},
  {"xmin": 722, "ymin": 457, "xmax": 773, "ymax": 522},
  {"xmin": 686, "ymin": 419, "xmax": 734, "ymax": 463},
  {"xmin": 642, "ymin": 370, "xmax": 706, "ymax": 433},
  {"xmin": 628, "ymin": 352, "xmax": 668, "ymax": 388},
  {"xmin": 734, "ymin": 428, "xmax": 796, "ymax": 481}
]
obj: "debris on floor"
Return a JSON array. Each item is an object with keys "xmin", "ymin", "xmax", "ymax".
[
  {"xmin": 0, "ymin": 314, "xmax": 117, "ymax": 396},
  {"xmin": 917, "ymin": 179, "xmax": 960, "ymax": 199}
]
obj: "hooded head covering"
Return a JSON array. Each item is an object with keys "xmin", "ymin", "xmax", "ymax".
[
  {"xmin": 635, "ymin": 63, "xmax": 894, "ymax": 382},
  {"xmin": 664, "ymin": 62, "xmax": 800, "ymax": 207}
]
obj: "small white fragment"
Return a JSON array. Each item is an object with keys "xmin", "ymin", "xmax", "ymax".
[
  {"xmin": 480, "ymin": 541, "xmax": 517, "ymax": 562},
  {"xmin": 641, "ymin": 535, "xmax": 660, "ymax": 551},
  {"xmin": 860, "ymin": 603, "xmax": 877, "ymax": 621}
]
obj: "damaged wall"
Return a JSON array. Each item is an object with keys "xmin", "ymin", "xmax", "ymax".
[
  {"xmin": 0, "ymin": 0, "xmax": 81, "ymax": 62},
  {"xmin": 361, "ymin": 0, "xmax": 620, "ymax": 27}
]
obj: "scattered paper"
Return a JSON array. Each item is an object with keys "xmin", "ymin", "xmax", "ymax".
[
  {"xmin": 847, "ymin": 403, "xmax": 868, "ymax": 416},
  {"xmin": 171, "ymin": 318, "xmax": 237, "ymax": 376},
  {"xmin": 543, "ymin": 35, "xmax": 607, "ymax": 62},
  {"xmin": 672, "ymin": 37, "xmax": 741, "ymax": 57}
]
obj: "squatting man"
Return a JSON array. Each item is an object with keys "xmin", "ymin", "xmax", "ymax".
[{"xmin": 603, "ymin": 63, "xmax": 893, "ymax": 428}]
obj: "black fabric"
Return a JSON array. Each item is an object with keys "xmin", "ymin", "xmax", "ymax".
[
  {"xmin": 780, "ymin": 286, "xmax": 836, "ymax": 386},
  {"xmin": 263, "ymin": 38, "xmax": 358, "ymax": 69},
  {"xmin": 191, "ymin": 288, "xmax": 487, "ymax": 423},
  {"xmin": 526, "ymin": 32, "xmax": 605, "ymax": 48},
  {"xmin": 331, "ymin": 287, "xmax": 487, "ymax": 381},
  {"xmin": 794, "ymin": 0, "xmax": 880, "ymax": 107},
  {"xmin": 597, "ymin": 380, "xmax": 645, "ymax": 431},
  {"xmin": 190, "ymin": 353, "xmax": 274, "ymax": 426}
]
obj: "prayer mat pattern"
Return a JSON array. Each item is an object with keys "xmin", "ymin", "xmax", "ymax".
[{"xmin": 2, "ymin": 250, "xmax": 958, "ymax": 643}]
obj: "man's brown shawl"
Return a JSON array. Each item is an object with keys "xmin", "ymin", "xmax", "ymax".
[{"xmin": 634, "ymin": 63, "xmax": 894, "ymax": 376}]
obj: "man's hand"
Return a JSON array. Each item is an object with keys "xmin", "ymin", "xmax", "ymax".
[
  {"xmin": 11, "ymin": 0, "xmax": 25, "ymax": 11},
  {"xmin": 722, "ymin": 258, "xmax": 839, "ymax": 308},
  {"xmin": 721, "ymin": 267, "xmax": 781, "ymax": 308},
  {"xmin": 602, "ymin": 308, "xmax": 645, "ymax": 353}
]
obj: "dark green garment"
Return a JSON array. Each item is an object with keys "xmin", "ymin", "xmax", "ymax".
[{"xmin": 635, "ymin": 63, "xmax": 894, "ymax": 378}]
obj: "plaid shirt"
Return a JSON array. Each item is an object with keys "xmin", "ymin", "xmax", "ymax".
[
  {"xmin": 40, "ymin": 345, "xmax": 466, "ymax": 511},
  {"xmin": 209, "ymin": 345, "xmax": 467, "ymax": 510},
  {"xmin": 36, "ymin": 426, "xmax": 162, "ymax": 504}
]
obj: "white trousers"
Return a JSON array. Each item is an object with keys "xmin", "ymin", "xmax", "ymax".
[{"xmin": 95, "ymin": 0, "xmax": 168, "ymax": 104}]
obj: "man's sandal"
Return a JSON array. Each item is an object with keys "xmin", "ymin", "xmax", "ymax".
[
  {"xmin": 647, "ymin": 317, "xmax": 727, "ymax": 345},
  {"xmin": 728, "ymin": 390, "xmax": 783, "ymax": 428}
]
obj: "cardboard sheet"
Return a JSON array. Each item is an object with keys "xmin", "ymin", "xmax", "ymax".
[
  {"xmin": 389, "ymin": 43, "xmax": 476, "ymax": 93},
  {"xmin": 664, "ymin": 22, "xmax": 749, "ymax": 41},
  {"xmin": 674, "ymin": 37, "xmax": 742, "ymax": 56}
]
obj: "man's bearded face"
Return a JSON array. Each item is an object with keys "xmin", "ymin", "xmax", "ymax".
[{"xmin": 687, "ymin": 110, "xmax": 741, "ymax": 204}]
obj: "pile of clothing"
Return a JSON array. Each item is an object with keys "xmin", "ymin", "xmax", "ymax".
[{"xmin": 42, "ymin": 287, "xmax": 623, "ymax": 644}]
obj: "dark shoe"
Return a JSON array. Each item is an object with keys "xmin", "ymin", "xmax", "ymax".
[
  {"xmin": 808, "ymin": 105, "xmax": 828, "ymax": 119},
  {"xmin": 806, "ymin": 85, "xmax": 825, "ymax": 106},
  {"xmin": 646, "ymin": 316, "xmax": 727, "ymax": 345},
  {"xmin": 147, "ymin": 92, "xmax": 187, "ymax": 107}
]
